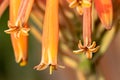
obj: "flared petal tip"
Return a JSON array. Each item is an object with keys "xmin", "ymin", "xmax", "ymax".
[
  {"xmin": 34, "ymin": 63, "xmax": 48, "ymax": 71},
  {"xmin": 102, "ymin": 17, "xmax": 113, "ymax": 30},
  {"xmin": 19, "ymin": 60, "xmax": 27, "ymax": 66},
  {"xmin": 99, "ymin": 13, "xmax": 113, "ymax": 30},
  {"xmin": 34, "ymin": 63, "xmax": 56, "ymax": 75},
  {"xmin": 34, "ymin": 63, "xmax": 65, "ymax": 75}
]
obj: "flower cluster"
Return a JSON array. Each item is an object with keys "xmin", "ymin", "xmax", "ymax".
[
  {"xmin": 69, "ymin": 0, "xmax": 112, "ymax": 59},
  {"xmin": 0, "ymin": 0, "xmax": 113, "ymax": 74}
]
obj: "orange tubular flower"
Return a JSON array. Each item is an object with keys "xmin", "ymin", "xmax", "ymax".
[
  {"xmin": 69, "ymin": 0, "xmax": 113, "ymax": 59},
  {"xmin": 83, "ymin": 0, "xmax": 92, "ymax": 46},
  {"xmin": 5, "ymin": 0, "xmax": 34, "ymax": 66},
  {"xmin": 94, "ymin": 0, "xmax": 113, "ymax": 30},
  {"xmin": 34, "ymin": 0, "xmax": 61, "ymax": 74},
  {"xmin": 73, "ymin": 0, "xmax": 99, "ymax": 59}
]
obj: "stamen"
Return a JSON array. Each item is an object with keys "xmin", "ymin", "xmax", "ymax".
[
  {"xmin": 49, "ymin": 65, "xmax": 56, "ymax": 75},
  {"xmin": 49, "ymin": 64, "xmax": 65, "ymax": 75}
]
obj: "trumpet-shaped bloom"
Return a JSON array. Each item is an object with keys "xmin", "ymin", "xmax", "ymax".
[
  {"xmin": 69, "ymin": 0, "xmax": 100, "ymax": 59},
  {"xmin": 34, "ymin": 0, "xmax": 63, "ymax": 74},
  {"xmin": 5, "ymin": 0, "xmax": 34, "ymax": 66}
]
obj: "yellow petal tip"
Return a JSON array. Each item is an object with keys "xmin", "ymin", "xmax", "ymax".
[{"xmin": 19, "ymin": 61, "xmax": 27, "ymax": 66}]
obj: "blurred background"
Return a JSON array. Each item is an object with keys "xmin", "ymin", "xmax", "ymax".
[{"xmin": 0, "ymin": 0, "xmax": 120, "ymax": 80}]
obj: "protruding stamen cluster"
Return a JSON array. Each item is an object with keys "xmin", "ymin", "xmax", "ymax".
[
  {"xmin": 49, "ymin": 64, "xmax": 57, "ymax": 75},
  {"xmin": 73, "ymin": 40, "xmax": 100, "ymax": 59},
  {"xmin": 5, "ymin": 21, "xmax": 30, "ymax": 38},
  {"xmin": 69, "ymin": 0, "xmax": 91, "ymax": 15}
]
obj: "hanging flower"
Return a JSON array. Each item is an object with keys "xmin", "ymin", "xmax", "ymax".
[
  {"xmin": 5, "ymin": 0, "xmax": 34, "ymax": 66},
  {"xmin": 69, "ymin": 0, "xmax": 100, "ymax": 59},
  {"xmin": 34, "ymin": 0, "xmax": 64, "ymax": 74}
]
